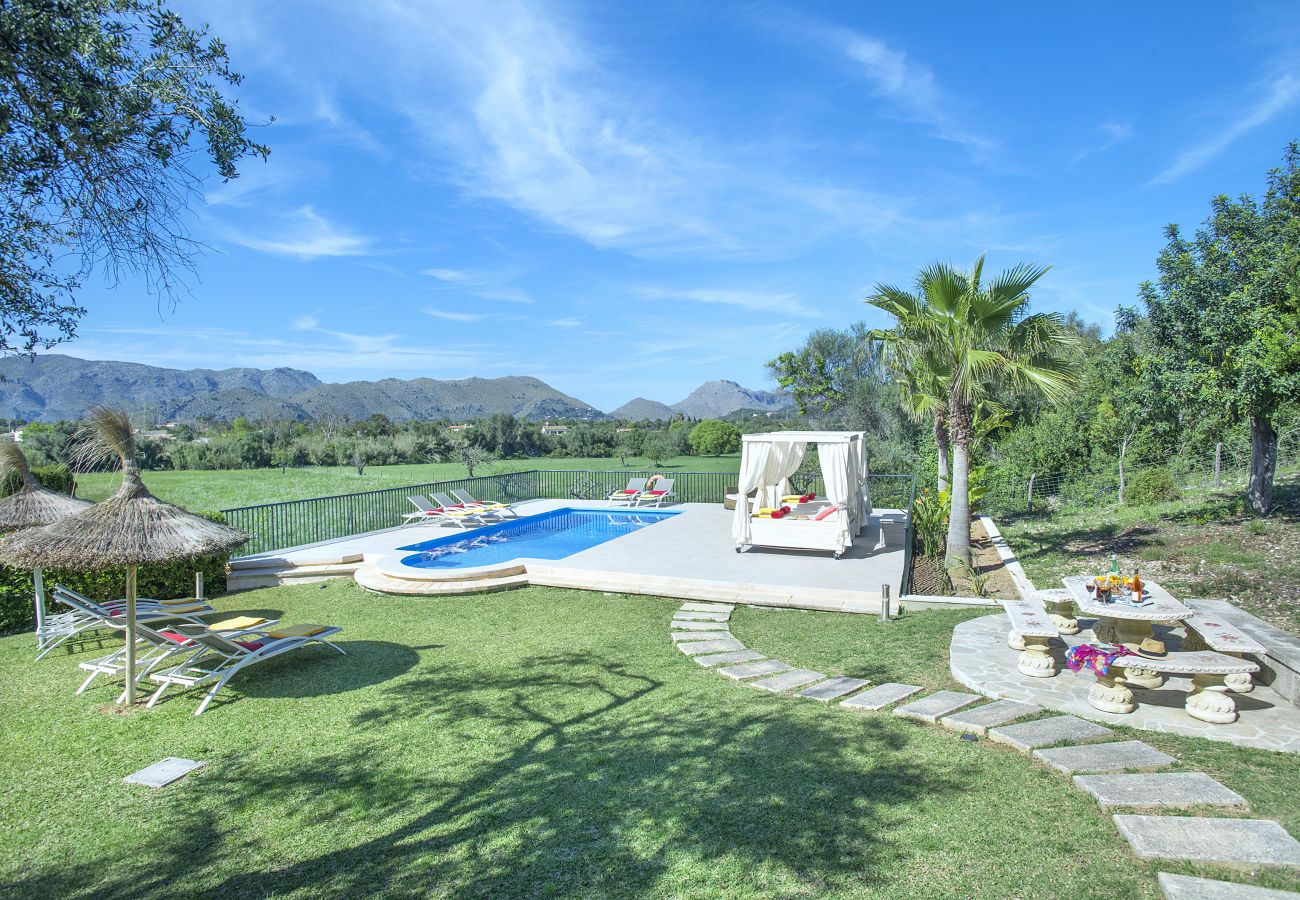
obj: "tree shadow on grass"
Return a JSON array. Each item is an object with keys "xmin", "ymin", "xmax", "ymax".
[{"xmin": 14, "ymin": 652, "xmax": 969, "ymax": 898}]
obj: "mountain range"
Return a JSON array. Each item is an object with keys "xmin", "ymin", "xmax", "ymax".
[{"xmin": 0, "ymin": 355, "xmax": 788, "ymax": 423}]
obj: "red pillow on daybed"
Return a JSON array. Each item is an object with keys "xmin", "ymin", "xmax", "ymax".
[{"xmin": 814, "ymin": 505, "xmax": 838, "ymax": 521}]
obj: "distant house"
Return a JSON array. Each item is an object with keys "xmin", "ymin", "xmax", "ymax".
[
  {"xmin": 139, "ymin": 429, "xmax": 176, "ymax": 442},
  {"xmin": 446, "ymin": 423, "xmax": 470, "ymax": 433},
  {"xmin": 615, "ymin": 427, "xmax": 634, "ymax": 433},
  {"xmin": 540, "ymin": 422, "xmax": 569, "ymax": 436},
  {"xmin": 4, "ymin": 429, "xmax": 22, "ymax": 443}
]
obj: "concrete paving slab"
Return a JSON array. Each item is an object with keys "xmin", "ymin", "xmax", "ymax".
[
  {"xmin": 1157, "ymin": 873, "xmax": 1300, "ymax": 899},
  {"xmin": 679, "ymin": 602, "xmax": 735, "ymax": 613},
  {"xmin": 677, "ymin": 638, "xmax": 745, "ymax": 655},
  {"xmin": 840, "ymin": 683, "xmax": 923, "ymax": 711},
  {"xmin": 798, "ymin": 676, "xmax": 870, "ymax": 702},
  {"xmin": 1034, "ymin": 741, "xmax": 1178, "ymax": 775},
  {"xmin": 693, "ymin": 650, "xmax": 765, "ymax": 667},
  {"xmin": 124, "ymin": 757, "xmax": 204, "ymax": 788},
  {"xmin": 673, "ymin": 612, "xmax": 731, "ymax": 622},
  {"xmin": 1114, "ymin": 816, "xmax": 1300, "ymax": 868},
  {"xmin": 893, "ymin": 691, "xmax": 983, "ymax": 724},
  {"xmin": 1074, "ymin": 773, "xmax": 1248, "ymax": 810},
  {"xmin": 750, "ymin": 669, "xmax": 825, "ymax": 693},
  {"xmin": 671, "ymin": 619, "xmax": 731, "ymax": 631},
  {"xmin": 718, "ymin": 660, "xmax": 793, "ymax": 680},
  {"xmin": 940, "ymin": 699, "xmax": 1041, "ymax": 735},
  {"xmin": 988, "ymin": 715, "xmax": 1113, "ymax": 752},
  {"xmin": 672, "ymin": 630, "xmax": 732, "ymax": 642}
]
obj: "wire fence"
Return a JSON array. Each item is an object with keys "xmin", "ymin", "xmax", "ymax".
[
  {"xmin": 977, "ymin": 437, "xmax": 1299, "ymax": 516},
  {"xmin": 224, "ymin": 468, "xmax": 917, "ymax": 558}
]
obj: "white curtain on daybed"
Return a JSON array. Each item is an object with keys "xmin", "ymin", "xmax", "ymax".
[
  {"xmin": 817, "ymin": 441, "xmax": 852, "ymax": 550},
  {"xmin": 730, "ymin": 439, "xmax": 806, "ymax": 547}
]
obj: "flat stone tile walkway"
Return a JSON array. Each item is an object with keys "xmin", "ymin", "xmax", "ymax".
[
  {"xmin": 950, "ymin": 612, "xmax": 1300, "ymax": 754},
  {"xmin": 1074, "ymin": 773, "xmax": 1248, "ymax": 810},
  {"xmin": 1157, "ymin": 873, "xmax": 1300, "ymax": 899},
  {"xmin": 671, "ymin": 619, "xmax": 731, "ymax": 631},
  {"xmin": 940, "ymin": 699, "xmax": 1040, "ymax": 735},
  {"xmin": 1034, "ymin": 740, "xmax": 1179, "ymax": 775},
  {"xmin": 719, "ymin": 660, "xmax": 791, "ymax": 680},
  {"xmin": 693, "ymin": 649, "xmax": 763, "ymax": 667},
  {"xmin": 893, "ymin": 691, "xmax": 982, "ymax": 724},
  {"xmin": 1114, "ymin": 816, "xmax": 1300, "ymax": 868},
  {"xmin": 678, "ymin": 638, "xmax": 745, "ymax": 655},
  {"xmin": 840, "ymin": 683, "xmax": 923, "ymax": 711},
  {"xmin": 989, "ymin": 715, "xmax": 1114, "ymax": 752},
  {"xmin": 750, "ymin": 669, "xmax": 825, "ymax": 693},
  {"xmin": 672, "ymin": 630, "xmax": 731, "ymax": 642},
  {"xmin": 798, "ymin": 676, "xmax": 870, "ymax": 702}
]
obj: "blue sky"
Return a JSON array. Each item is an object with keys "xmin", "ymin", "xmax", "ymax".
[{"xmin": 60, "ymin": 1, "xmax": 1300, "ymax": 411}]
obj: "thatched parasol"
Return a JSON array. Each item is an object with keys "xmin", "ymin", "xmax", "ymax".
[
  {"xmin": 0, "ymin": 409, "xmax": 248, "ymax": 704},
  {"xmin": 0, "ymin": 441, "xmax": 94, "ymax": 647}
]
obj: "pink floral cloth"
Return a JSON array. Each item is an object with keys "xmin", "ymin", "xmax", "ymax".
[{"xmin": 1065, "ymin": 643, "xmax": 1136, "ymax": 676}]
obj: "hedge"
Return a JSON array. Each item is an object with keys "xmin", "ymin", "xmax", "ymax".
[
  {"xmin": 0, "ymin": 466, "xmax": 233, "ymax": 634},
  {"xmin": 1, "ymin": 463, "xmax": 75, "ymax": 497}
]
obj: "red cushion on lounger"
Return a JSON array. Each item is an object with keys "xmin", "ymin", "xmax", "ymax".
[
  {"xmin": 159, "ymin": 630, "xmax": 189, "ymax": 644},
  {"xmin": 234, "ymin": 640, "xmax": 264, "ymax": 651},
  {"xmin": 617, "ymin": 489, "xmax": 638, "ymax": 494},
  {"xmin": 645, "ymin": 490, "xmax": 667, "ymax": 496},
  {"xmin": 426, "ymin": 509, "xmax": 444, "ymax": 515}
]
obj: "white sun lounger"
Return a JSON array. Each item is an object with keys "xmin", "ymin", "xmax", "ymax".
[
  {"xmin": 450, "ymin": 489, "xmax": 519, "ymax": 518},
  {"xmin": 148, "ymin": 621, "xmax": 345, "ymax": 716},
  {"xmin": 634, "ymin": 478, "xmax": 677, "ymax": 507},
  {"xmin": 401, "ymin": 495, "xmax": 489, "ymax": 528},
  {"xmin": 607, "ymin": 478, "xmax": 647, "ymax": 505},
  {"xmin": 430, "ymin": 493, "xmax": 500, "ymax": 523},
  {"xmin": 37, "ymin": 585, "xmax": 220, "ymax": 661}
]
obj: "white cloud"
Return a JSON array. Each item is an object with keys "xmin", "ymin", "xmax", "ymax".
[
  {"xmin": 1070, "ymin": 122, "xmax": 1133, "ymax": 167},
  {"xmin": 545, "ymin": 317, "xmax": 583, "ymax": 328},
  {"xmin": 422, "ymin": 268, "xmax": 470, "ymax": 283},
  {"xmin": 218, "ymin": 206, "xmax": 373, "ymax": 260},
  {"xmin": 1149, "ymin": 73, "xmax": 1300, "ymax": 185},
  {"xmin": 424, "ymin": 308, "xmax": 491, "ymax": 322},
  {"xmin": 635, "ymin": 286, "xmax": 820, "ymax": 317},
  {"xmin": 421, "ymin": 266, "xmax": 537, "ymax": 303}
]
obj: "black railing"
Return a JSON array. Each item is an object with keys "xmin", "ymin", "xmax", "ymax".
[{"xmin": 223, "ymin": 469, "xmax": 917, "ymax": 558}]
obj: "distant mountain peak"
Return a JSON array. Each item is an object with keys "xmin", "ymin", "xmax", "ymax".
[{"xmin": 671, "ymin": 381, "xmax": 788, "ymax": 419}]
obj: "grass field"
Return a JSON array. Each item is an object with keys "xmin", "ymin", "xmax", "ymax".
[
  {"xmin": 0, "ymin": 582, "xmax": 1224, "ymax": 899},
  {"xmin": 997, "ymin": 474, "xmax": 1300, "ymax": 633},
  {"xmin": 73, "ymin": 455, "xmax": 743, "ymax": 511}
]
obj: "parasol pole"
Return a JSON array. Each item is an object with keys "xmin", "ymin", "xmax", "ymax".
[
  {"xmin": 195, "ymin": 569, "xmax": 204, "ymax": 602},
  {"xmin": 125, "ymin": 565, "xmax": 138, "ymax": 705},
  {"xmin": 32, "ymin": 567, "xmax": 45, "ymax": 648}
]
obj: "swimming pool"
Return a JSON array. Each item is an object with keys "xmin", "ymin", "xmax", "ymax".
[{"xmin": 398, "ymin": 507, "xmax": 679, "ymax": 569}]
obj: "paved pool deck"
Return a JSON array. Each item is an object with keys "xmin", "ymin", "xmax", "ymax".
[{"xmin": 233, "ymin": 500, "xmax": 911, "ymax": 614}]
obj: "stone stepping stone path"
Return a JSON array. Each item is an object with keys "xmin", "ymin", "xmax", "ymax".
[
  {"xmin": 1114, "ymin": 816, "xmax": 1300, "ymax": 868},
  {"xmin": 671, "ymin": 619, "xmax": 731, "ymax": 631},
  {"xmin": 719, "ymin": 660, "xmax": 791, "ymax": 680},
  {"xmin": 1158, "ymin": 873, "xmax": 1300, "ymax": 899},
  {"xmin": 840, "ymin": 683, "xmax": 923, "ymax": 711},
  {"xmin": 988, "ymin": 715, "xmax": 1113, "ymax": 752},
  {"xmin": 1074, "ymin": 773, "xmax": 1248, "ymax": 810},
  {"xmin": 664, "ymin": 598, "xmax": 1300, "ymax": 886},
  {"xmin": 940, "ymin": 699, "xmax": 1040, "ymax": 735},
  {"xmin": 1033, "ymin": 740, "xmax": 1179, "ymax": 775},
  {"xmin": 677, "ymin": 638, "xmax": 745, "ymax": 655},
  {"xmin": 893, "ymin": 691, "xmax": 982, "ymax": 724},
  {"xmin": 672, "ymin": 630, "xmax": 732, "ymax": 642},
  {"xmin": 751, "ymin": 668, "xmax": 825, "ymax": 693},
  {"xmin": 798, "ymin": 676, "xmax": 871, "ymax": 702}
]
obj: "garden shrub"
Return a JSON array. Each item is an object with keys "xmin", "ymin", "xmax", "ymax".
[
  {"xmin": 1125, "ymin": 466, "xmax": 1182, "ymax": 505},
  {"xmin": 0, "ymin": 511, "xmax": 233, "ymax": 635},
  {"xmin": 1, "ymin": 464, "xmax": 75, "ymax": 497}
]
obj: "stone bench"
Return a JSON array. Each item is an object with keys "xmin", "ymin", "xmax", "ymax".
[
  {"xmin": 1036, "ymin": 587, "xmax": 1079, "ymax": 635},
  {"xmin": 1187, "ymin": 599, "xmax": 1300, "ymax": 707},
  {"xmin": 1000, "ymin": 600, "xmax": 1060, "ymax": 678},
  {"xmin": 1181, "ymin": 609, "xmax": 1267, "ymax": 694},
  {"xmin": 1087, "ymin": 650, "xmax": 1260, "ymax": 724}
]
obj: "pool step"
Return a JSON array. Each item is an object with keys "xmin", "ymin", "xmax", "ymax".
[
  {"xmin": 354, "ymin": 564, "xmax": 530, "ymax": 596},
  {"xmin": 227, "ymin": 561, "xmax": 366, "ymax": 591}
]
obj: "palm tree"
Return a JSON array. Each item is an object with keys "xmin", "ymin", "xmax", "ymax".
[
  {"xmin": 867, "ymin": 256, "xmax": 1079, "ymax": 563},
  {"xmin": 872, "ymin": 330, "xmax": 951, "ymax": 492}
]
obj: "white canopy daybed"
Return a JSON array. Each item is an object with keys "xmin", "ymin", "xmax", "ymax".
[{"xmin": 731, "ymin": 431, "xmax": 870, "ymax": 559}]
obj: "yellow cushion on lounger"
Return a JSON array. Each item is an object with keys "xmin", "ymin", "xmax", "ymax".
[
  {"xmin": 208, "ymin": 615, "xmax": 267, "ymax": 632},
  {"xmin": 266, "ymin": 623, "xmax": 331, "ymax": 639},
  {"xmin": 156, "ymin": 603, "xmax": 208, "ymax": 615},
  {"xmin": 160, "ymin": 597, "xmax": 203, "ymax": 605}
]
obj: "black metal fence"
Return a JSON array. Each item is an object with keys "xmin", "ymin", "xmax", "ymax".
[{"xmin": 223, "ymin": 468, "xmax": 917, "ymax": 558}]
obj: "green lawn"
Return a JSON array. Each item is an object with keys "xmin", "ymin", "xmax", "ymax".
[
  {"xmin": 73, "ymin": 455, "xmax": 742, "ymax": 511},
  {"xmin": 0, "ymin": 582, "xmax": 1233, "ymax": 899},
  {"xmin": 996, "ymin": 475, "xmax": 1300, "ymax": 633}
]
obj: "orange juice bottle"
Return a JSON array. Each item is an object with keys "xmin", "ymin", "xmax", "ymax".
[{"xmin": 1131, "ymin": 569, "xmax": 1143, "ymax": 602}]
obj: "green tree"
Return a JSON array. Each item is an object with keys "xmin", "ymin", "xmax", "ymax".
[
  {"xmin": 1140, "ymin": 143, "xmax": 1300, "ymax": 514},
  {"xmin": 688, "ymin": 420, "xmax": 741, "ymax": 456},
  {"xmin": 0, "ymin": 0, "xmax": 269, "ymax": 354},
  {"xmin": 868, "ymin": 256, "xmax": 1078, "ymax": 562},
  {"xmin": 643, "ymin": 432, "xmax": 676, "ymax": 467},
  {"xmin": 613, "ymin": 430, "xmax": 643, "ymax": 466}
]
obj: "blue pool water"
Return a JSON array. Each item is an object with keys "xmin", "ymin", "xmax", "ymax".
[{"xmin": 398, "ymin": 507, "xmax": 679, "ymax": 569}]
